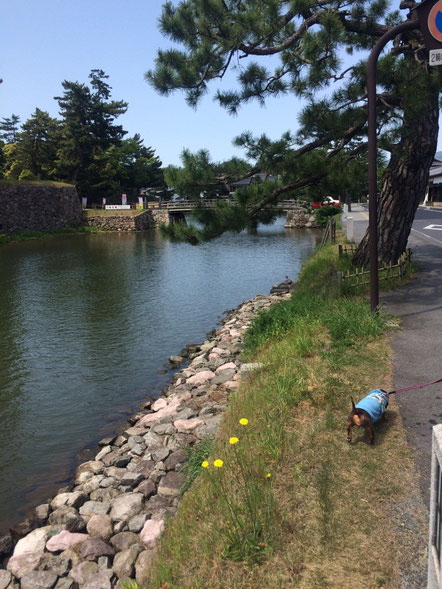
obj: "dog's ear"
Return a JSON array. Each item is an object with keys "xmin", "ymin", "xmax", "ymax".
[{"xmin": 350, "ymin": 396, "xmax": 356, "ymax": 411}]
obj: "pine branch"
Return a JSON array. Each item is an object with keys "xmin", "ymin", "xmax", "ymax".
[
  {"xmin": 238, "ymin": 11, "xmax": 326, "ymax": 57},
  {"xmin": 249, "ymin": 174, "xmax": 327, "ymax": 218}
]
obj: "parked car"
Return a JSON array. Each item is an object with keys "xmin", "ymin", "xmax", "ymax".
[{"xmin": 322, "ymin": 196, "xmax": 340, "ymax": 206}]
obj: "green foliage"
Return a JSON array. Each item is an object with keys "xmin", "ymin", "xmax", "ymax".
[
  {"xmin": 163, "ymin": 148, "xmax": 250, "ymax": 200},
  {"xmin": 200, "ymin": 425, "xmax": 276, "ymax": 563},
  {"xmin": 107, "ymin": 134, "xmax": 169, "ymax": 200},
  {"xmin": 164, "ymin": 148, "xmax": 218, "ymax": 199},
  {"xmin": 315, "ymin": 205, "xmax": 342, "ymax": 226},
  {"xmin": 243, "ymin": 293, "xmax": 385, "ymax": 356},
  {"xmin": 181, "ymin": 437, "xmax": 213, "ymax": 493},
  {"xmin": 1, "ymin": 70, "xmax": 169, "ymax": 202},
  {"xmin": 2, "ymin": 109, "xmax": 60, "ymax": 181},
  {"xmin": 54, "ymin": 69, "xmax": 128, "ymax": 199},
  {"xmin": 120, "ymin": 580, "xmax": 139, "ymax": 589},
  {"xmin": 0, "ymin": 114, "xmax": 20, "ymax": 143},
  {"xmin": 243, "ymin": 244, "xmax": 386, "ymax": 356}
]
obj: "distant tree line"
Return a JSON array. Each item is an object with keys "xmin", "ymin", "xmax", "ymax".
[{"xmin": 0, "ymin": 70, "xmax": 170, "ymax": 203}]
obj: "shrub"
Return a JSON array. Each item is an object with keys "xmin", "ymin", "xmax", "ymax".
[{"xmin": 315, "ymin": 203, "xmax": 342, "ymax": 226}]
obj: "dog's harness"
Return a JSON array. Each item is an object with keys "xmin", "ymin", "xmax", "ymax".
[{"xmin": 355, "ymin": 389, "xmax": 389, "ymax": 423}]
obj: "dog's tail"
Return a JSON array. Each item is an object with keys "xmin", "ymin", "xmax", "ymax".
[{"xmin": 350, "ymin": 396, "xmax": 356, "ymax": 411}]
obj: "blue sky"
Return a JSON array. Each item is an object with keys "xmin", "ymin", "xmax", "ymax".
[{"xmin": 2, "ymin": 0, "xmax": 441, "ymax": 167}]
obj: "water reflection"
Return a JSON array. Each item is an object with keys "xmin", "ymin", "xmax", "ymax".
[{"xmin": 0, "ymin": 221, "xmax": 317, "ymax": 530}]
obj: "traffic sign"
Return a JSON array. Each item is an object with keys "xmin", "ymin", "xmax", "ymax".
[
  {"xmin": 414, "ymin": 0, "xmax": 442, "ymax": 50},
  {"xmin": 429, "ymin": 48, "xmax": 442, "ymax": 64},
  {"xmin": 428, "ymin": 0, "xmax": 442, "ymax": 41}
]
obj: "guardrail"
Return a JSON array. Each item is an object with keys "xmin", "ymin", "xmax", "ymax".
[
  {"xmin": 87, "ymin": 199, "xmax": 308, "ymax": 211},
  {"xmin": 146, "ymin": 199, "xmax": 306, "ymax": 210}
]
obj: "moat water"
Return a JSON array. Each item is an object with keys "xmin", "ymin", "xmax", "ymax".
[{"xmin": 0, "ymin": 219, "xmax": 317, "ymax": 531}]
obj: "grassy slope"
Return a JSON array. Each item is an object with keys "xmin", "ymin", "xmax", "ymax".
[
  {"xmin": 83, "ymin": 209, "xmax": 144, "ymax": 217},
  {"xmin": 0, "ymin": 179, "xmax": 73, "ymax": 187},
  {"xmin": 143, "ymin": 241, "xmax": 427, "ymax": 589}
]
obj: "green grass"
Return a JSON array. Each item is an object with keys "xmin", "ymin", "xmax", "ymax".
[
  {"xmin": 142, "ymin": 239, "xmax": 424, "ymax": 589},
  {"xmin": 0, "ymin": 179, "xmax": 73, "ymax": 187},
  {"xmin": 83, "ymin": 209, "xmax": 144, "ymax": 217},
  {"xmin": 180, "ymin": 437, "xmax": 213, "ymax": 493}
]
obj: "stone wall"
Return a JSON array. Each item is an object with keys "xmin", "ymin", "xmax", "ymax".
[
  {"xmin": 149, "ymin": 209, "xmax": 170, "ymax": 227},
  {"xmin": 83, "ymin": 209, "xmax": 171, "ymax": 231},
  {"xmin": 0, "ymin": 183, "xmax": 82, "ymax": 234},
  {"xmin": 285, "ymin": 209, "xmax": 318, "ymax": 228},
  {"xmin": 83, "ymin": 211, "xmax": 156, "ymax": 231}
]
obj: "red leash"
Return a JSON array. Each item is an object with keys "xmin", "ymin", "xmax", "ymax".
[{"xmin": 388, "ymin": 377, "xmax": 442, "ymax": 395}]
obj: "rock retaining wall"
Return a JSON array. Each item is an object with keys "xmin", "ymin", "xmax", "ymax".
[
  {"xmin": 0, "ymin": 290, "xmax": 290, "ymax": 589},
  {"xmin": 83, "ymin": 209, "xmax": 171, "ymax": 231},
  {"xmin": 0, "ymin": 183, "xmax": 82, "ymax": 234},
  {"xmin": 285, "ymin": 209, "xmax": 318, "ymax": 228}
]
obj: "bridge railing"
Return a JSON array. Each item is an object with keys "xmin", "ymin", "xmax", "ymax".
[{"xmin": 146, "ymin": 199, "xmax": 307, "ymax": 211}]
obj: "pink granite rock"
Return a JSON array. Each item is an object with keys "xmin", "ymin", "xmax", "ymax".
[
  {"xmin": 139, "ymin": 520, "xmax": 165, "ymax": 548},
  {"xmin": 186, "ymin": 370, "xmax": 215, "ymax": 386},
  {"xmin": 46, "ymin": 530, "xmax": 88, "ymax": 553},
  {"xmin": 136, "ymin": 393, "xmax": 191, "ymax": 427},
  {"xmin": 13, "ymin": 528, "xmax": 49, "ymax": 557},
  {"xmin": 173, "ymin": 418, "xmax": 204, "ymax": 432},
  {"xmin": 211, "ymin": 347, "xmax": 227, "ymax": 355},
  {"xmin": 215, "ymin": 362, "xmax": 236, "ymax": 373},
  {"xmin": 229, "ymin": 329, "xmax": 242, "ymax": 338},
  {"xmin": 152, "ymin": 398, "xmax": 167, "ymax": 412},
  {"xmin": 7, "ymin": 553, "xmax": 44, "ymax": 579},
  {"xmin": 86, "ymin": 514, "xmax": 113, "ymax": 541},
  {"xmin": 125, "ymin": 426, "xmax": 147, "ymax": 437}
]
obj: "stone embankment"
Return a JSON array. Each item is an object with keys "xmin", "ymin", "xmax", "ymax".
[
  {"xmin": 0, "ymin": 183, "xmax": 82, "ymax": 234},
  {"xmin": 284, "ymin": 209, "xmax": 318, "ymax": 228},
  {"xmin": 82, "ymin": 210, "xmax": 169, "ymax": 231},
  {"xmin": 0, "ymin": 290, "xmax": 290, "ymax": 589}
]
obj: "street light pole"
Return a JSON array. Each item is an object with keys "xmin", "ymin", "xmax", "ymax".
[{"xmin": 367, "ymin": 18, "xmax": 419, "ymax": 312}]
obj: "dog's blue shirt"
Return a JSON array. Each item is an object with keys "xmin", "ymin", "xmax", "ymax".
[{"xmin": 355, "ymin": 389, "xmax": 389, "ymax": 423}]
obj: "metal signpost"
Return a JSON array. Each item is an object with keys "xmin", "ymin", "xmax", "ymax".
[{"xmin": 367, "ymin": 0, "xmax": 442, "ymax": 312}]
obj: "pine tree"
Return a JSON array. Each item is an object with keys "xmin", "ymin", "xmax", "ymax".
[
  {"xmin": 14, "ymin": 109, "xmax": 60, "ymax": 180},
  {"xmin": 0, "ymin": 114, "xmax": 20, "ymax": 143},
  {"xmin": 147, "ymin": 0, "xmax": 441, "ymax": 264},
  {"xmin": 109, "ymin": 134, "xmax": 170, "ymax": 201},
  {"xmin": 55, "ymin": 69, "xmax": 128, "ymax": 200}
]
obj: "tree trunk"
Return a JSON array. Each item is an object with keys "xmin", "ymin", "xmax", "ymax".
[{"xmin": 352, "ymin": 90, "xmax": 439, "ymax": 267}]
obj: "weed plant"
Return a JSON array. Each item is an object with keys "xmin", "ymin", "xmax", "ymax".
[
  {"xmin": 199, "ymin": 421, "xmax": 276, "ymax": 563},
  {"xmin": 180, "ymin": 437, "xmax": 212, "ymax": 493}
]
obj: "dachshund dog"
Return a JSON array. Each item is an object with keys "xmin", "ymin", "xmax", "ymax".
[{"xmin": 346, "ymin": 389, "xmax": 389, "ymax": 445}]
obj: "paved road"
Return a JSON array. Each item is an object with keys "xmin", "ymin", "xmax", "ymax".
[{"xmin": 344, "ymin": 205, "xmax": 442, "ymax": 506}]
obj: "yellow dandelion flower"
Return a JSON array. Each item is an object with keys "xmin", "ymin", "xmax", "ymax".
[
  {"xmin": 213, "ymin": 459, "xmax": 224, "ymax": 468},
  {"xmin": 266, "ymin": 473, "xmax": 271, "ymax": 478},
  {"xmin": 229, "ymin": 437, "xmax": 239, "ymax": 445},
  {"xmin": 239, "ymin": 418, "xmax": 248, "ymax": 426},
  {"xmin": 201, "ymin": 461, "xmax": 209, "ymax": 468}
]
